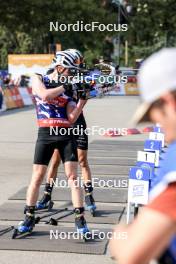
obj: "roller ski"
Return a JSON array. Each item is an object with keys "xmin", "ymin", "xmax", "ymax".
[
  {"xmin": 12, "ymin": 206, "xmax": 35, "ymax": 239},
  {"xmin": 36, "ymin": 192, "xmax": 54, "ymax": 211},
  {"xmin": 85, "ymin": 193, "xmax": 96, "ymax": 216},
  {"xmin": 74, "ymin": 208, "xmax": 90, "ymax": 241},
  {"xmin": 36, "ymin": 183, "xmax": 54, "ymax": 211},
  {"xmin": 84, "ymin": 182, "xmax": 96, "ymax": 216},
  {"xmin": 0, "ymin": 226, "xmax": 14, "ymax": 236}
]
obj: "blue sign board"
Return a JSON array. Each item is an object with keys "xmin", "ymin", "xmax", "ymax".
[
  {"xmin": 129, "ymin": 166, "xmax": 150, "ymax": 181},
  {"xmin": 144, "ymin": 139, "xmax": 162, "ymax": 152},
  {"xmin": 153, "ymin": 126, "xmax": 163, "ymax": 133}
]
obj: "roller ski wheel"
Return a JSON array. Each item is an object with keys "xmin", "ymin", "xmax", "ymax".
[
  {"xmin": 12, "ymin": 216, "xmax": 35, "ymax": 239},
  {"xmin": 48, "ymin": 200, "xmax": 54, "ymax": 210},
  {"xmin": 47, "ymin": 217, "xmax": 58, "ymax": 226},
  {"xmin": 82, "ymin": 232, "xmax": 91, "ymax": 242},
  {"xmin": 85, "ymin": 194, "xmax": 96, "ymax": 217},
  {"xmin": 75, "ymin": 215, "xmax": 90, "ymax": 242},
  {"xmin": 36, "ymin": 196, "xmax": 54, "ymax": 211},
  {"xmin": 89, "ymin": 207, "xmax": 96, "ymax": 217}
]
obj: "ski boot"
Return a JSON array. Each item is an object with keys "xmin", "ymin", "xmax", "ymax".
[
  {"xmin": 12, "ymin": 206, "xmax": 35, "ymax": 239},
  {"xmin": 36, "ymin": 192, "xmax": 54, "ymax": 211},
  {"xmin": 85, "ymin": 194, "xmax": 96, "ymax": 216},
  {"xmin": 74, "ymin": 208, "xmax": 90, "ymax": 241},
  {"xmin": 36, "ymin": 183, "xmax": 54, "ymax": 211},
  {"xmin": 84, "ymin": 182, "xmax": 96, "ymax": 216}
]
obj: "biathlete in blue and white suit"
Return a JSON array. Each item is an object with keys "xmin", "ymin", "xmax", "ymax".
[
  {"xmin": 36, "ymin": 49, "xmax": 96, "ymax": 215},
  {"xmin": 16, "ymin": 51, "xmax": 89, "ymax": 235}
]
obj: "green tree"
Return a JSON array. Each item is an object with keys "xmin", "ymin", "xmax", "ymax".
[
  {"xmin": 0, "ymin": 0, "xmax": 117, "ymax": 68},
  {"xmin": 0, "ymin": 0, "xmax": 176, "ymax": 68}
]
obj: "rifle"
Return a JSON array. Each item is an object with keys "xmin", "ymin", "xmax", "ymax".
[{"xmin": 43, "ymin": 63, "xmax": 118, "ymax": 99}]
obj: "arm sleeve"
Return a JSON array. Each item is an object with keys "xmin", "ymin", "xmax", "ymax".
[{"xmin": 147, "ymin": 183, "xmax": 176, "ymax": 221}]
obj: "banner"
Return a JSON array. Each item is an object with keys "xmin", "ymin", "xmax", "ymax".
[
  {"xmin": 1, "ymin": 96, "xmax": 6, "ymax": 111},
  {"xmin": 8, "ymin": 54, "xmax": 54, "ymax": 79},
  {"xmin": 124, "ymin": 82, "xmax": 139, "ymax": 95},
  {"xmin": 105, "ymin": 83, "xmax": 125, "ymax": 96},
  {"xmin": 3, "ymin": 88, "xmax": 17, "ymax": 109},
  {"xmin": 26, "ymin": 87, "xmax": 35, "ymax": 104},
  {"xmin": 18, "ymin": 87, "xmax": 33, "ymax": 106},
  {"xmin": 9, "ymin": 87, "xmax": 24, "ymax": 108}
]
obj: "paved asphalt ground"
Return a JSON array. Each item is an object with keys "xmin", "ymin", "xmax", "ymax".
[{"xmin": 0, "ymin": 96, "xmax": 148, "ymax": 264}]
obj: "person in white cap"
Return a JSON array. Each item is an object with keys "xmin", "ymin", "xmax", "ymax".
[{"xmin": 110, "ymin": 48, "xmax": 176, "ymax": 264}]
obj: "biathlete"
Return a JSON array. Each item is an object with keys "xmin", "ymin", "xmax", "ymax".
[
  {"xmin": 13, "ymin": 51, "xmax": 90, "ymax": 237},
  {"xmin": 36, "ymin": 49, "xmax": 96, "ymax": 215}
]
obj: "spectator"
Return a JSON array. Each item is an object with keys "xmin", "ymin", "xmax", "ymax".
[
  {"xmin": 110, "ymin": 48, "xmax": 176, "ymax": 264},
  {"xmin": 19, "ymin": 75, "xmax": 30, "ymax": 87},
  {"xmin": 3, "ymin": 74, "xmax": 10, "ymax": 85}
]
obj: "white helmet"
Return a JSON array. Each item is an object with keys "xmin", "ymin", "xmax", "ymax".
[
  {"xmin": 51, "ymin": 51, "xmax": 79, "ymax": 69},
  {"xmin": 66, "ymin": 49, "xmax": 84, "ymax": 66}
]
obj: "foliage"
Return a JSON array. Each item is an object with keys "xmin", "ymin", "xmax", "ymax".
[{"xmin": 0, "ymin": 0, "xmax": 176, "ymax": 68}]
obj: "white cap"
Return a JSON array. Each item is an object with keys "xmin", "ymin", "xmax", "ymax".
[{"xmin": 132, "ymin": 48, "xmax": 176, "ymax": 124}]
